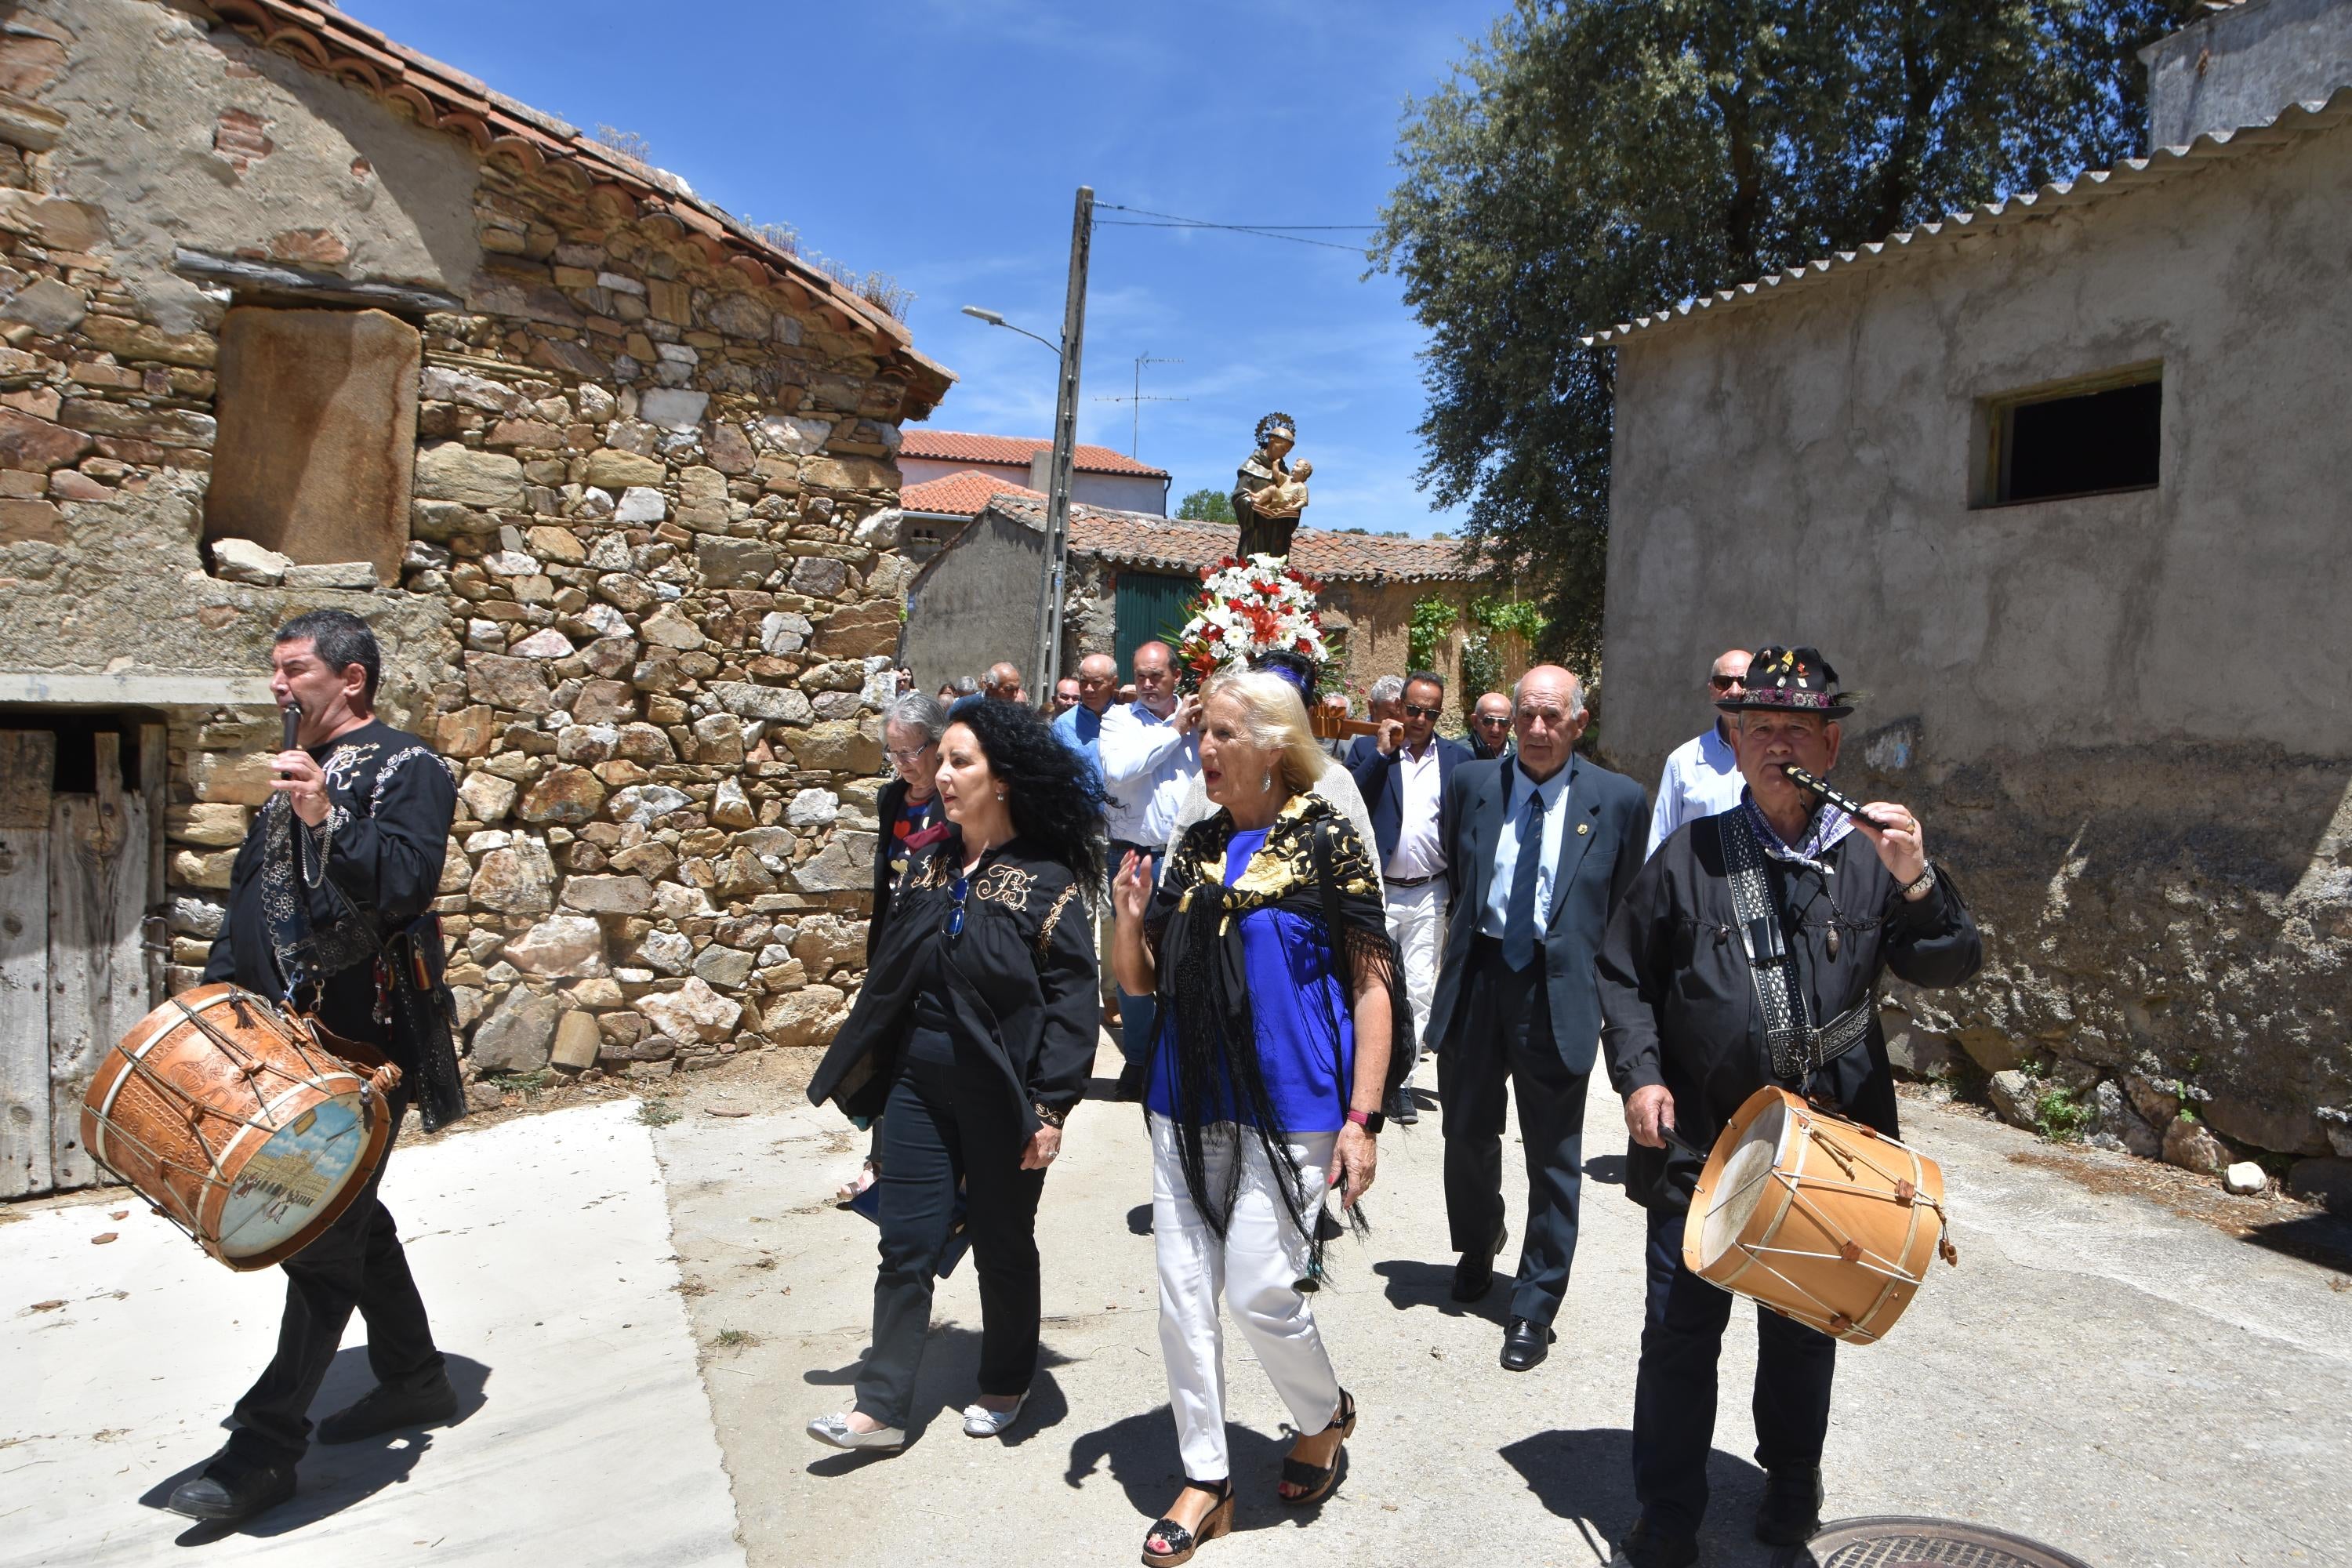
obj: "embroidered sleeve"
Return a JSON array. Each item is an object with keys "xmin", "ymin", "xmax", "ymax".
[{"xmin": 1036, "ymin": 880, "xmax": 1082, "ymax": 960}]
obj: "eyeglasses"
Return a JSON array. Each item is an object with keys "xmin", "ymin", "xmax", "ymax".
[
  {"xmin": 887, "ymin": 744, "xmax": 936, "ymax": 766},
  {"xmin": 947, "ymin": 873, "xmax": 969, "ymax": 939},
  {"xmin": 1402, "ymin": 702, "xmax": 1442, "ymax": 720},
  {"xmin": 1708, "ymin": 673, "xmax": 1748, "ymax": 690}
]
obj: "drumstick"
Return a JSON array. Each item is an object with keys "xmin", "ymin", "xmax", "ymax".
[
  {"xmin": 1780, "ymin": 765, "xmax": 1890, "ymax": 831},
  {"xmin": 1661, "ymin": 1125, "xmax": 1711, "ymax": 1163}
]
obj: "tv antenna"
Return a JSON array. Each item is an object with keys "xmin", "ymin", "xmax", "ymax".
[{"xmin": 1094, "ymin": 351, "xmax": 1187, "ymax": 457}]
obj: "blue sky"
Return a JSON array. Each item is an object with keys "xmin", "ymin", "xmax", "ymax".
[{"xmin": 341, "ymin": 0, "xmax": 1502, "ymax": 537}]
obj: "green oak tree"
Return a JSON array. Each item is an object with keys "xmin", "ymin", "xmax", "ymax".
[
  {"xmin": 1176, "ymin": 488, "xmax": 1236, "ymax": 524},
  {"xmin": 1374, "ymin": 0, "xmax": 2198, "ymax": 664}
]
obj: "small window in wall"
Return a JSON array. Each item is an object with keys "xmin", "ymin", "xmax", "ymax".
[
  {"xmin": 201, "ymin": 305, "xmax": 423, "ymax": 584},
  {"xmin": 1984, "ymin": 366, "xmax": 2161, "ymax": 506}
]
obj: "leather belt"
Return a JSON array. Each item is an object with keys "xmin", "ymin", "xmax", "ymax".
[{"xmin": 1384, "ymin": 872, "xmax": 1444, "ymax": 890}]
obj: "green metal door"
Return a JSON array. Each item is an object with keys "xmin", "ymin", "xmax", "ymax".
[{"xmin": 1112, "ymin": 571, "xmax": 1200, "ymax": 679}]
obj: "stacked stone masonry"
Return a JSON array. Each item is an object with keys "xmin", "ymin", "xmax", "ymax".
[{"xmin": 0, "ymin": 0, "xmax": 953, "ymax": 1095}]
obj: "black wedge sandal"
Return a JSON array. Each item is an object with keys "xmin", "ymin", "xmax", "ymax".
[
  {"xmin": 1276, "ymin": 1389, "xmax": 1357, "ymax": 1506},
  {"xmin": 1142, "ymin": 1478, "xmax": 1234, "ymax": 1567}
]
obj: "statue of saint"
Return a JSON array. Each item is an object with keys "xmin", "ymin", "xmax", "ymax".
[{"xmin": 1232, "ymin": 412, "xmax": 1308, "ymax": 558}]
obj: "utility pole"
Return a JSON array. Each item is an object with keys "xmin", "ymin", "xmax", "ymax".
[
  {"xmin": 1095, "ymin": 351, "xmax": 1186, "ymax": 457},
  {"xmin": 1032, "ymin": 185, "xmax": 1091, "ymax": 700}
]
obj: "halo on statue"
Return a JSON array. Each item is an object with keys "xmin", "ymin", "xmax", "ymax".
[{"xmin": 1232, "ymin": 411, "xmax": 1309, "ymax": 560}]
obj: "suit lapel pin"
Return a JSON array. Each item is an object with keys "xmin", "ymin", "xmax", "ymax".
[{"xmin": 1576, "ymin": 822, "xmax": 1588, "ymax": 835}]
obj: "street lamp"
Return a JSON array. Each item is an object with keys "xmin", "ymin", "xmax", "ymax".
[{"xmin": 956, "ymin": 187, "xmax": 1092, "ymax": 702}]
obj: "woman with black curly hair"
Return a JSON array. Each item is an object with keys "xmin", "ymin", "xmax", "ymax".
[{"xmin": 806, "ymin": 700, "xmax": 1102, "ymax": 1452}]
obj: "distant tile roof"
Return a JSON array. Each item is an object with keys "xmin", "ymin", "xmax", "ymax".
[
  {"xmin": 1584, "ymin": 84, "xmax": 2352, "ymax": 350},
  {"xmin": 978, "ymin": 496, "xmax": 1470, "ymax": 583},
  {"xmin": 205, "ymin": 0, "xmax": 952, "ymax": 415},
  {"xmin": 899, "ymin": 429, "xmax": 1170, "ymax": 479},
  {"xmin": 900, "ymin": 469, "xmax": 1045, "ymax": 517}
]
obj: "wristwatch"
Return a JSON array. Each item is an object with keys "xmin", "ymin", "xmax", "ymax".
[
  {"xmin": 1900, "ymin": 865, "xmax": 1939, "ymax": 902},
  {"xmin": 1345, "ymin": 1108, "xmax": 1386, "ymax": 1135}
]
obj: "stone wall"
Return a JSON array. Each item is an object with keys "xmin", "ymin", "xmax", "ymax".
[
  {"xmin": 0, "ymin": 0, "xmax": 946, "ymax": 1098},
  {"xmin": 1599, "ymin": 111, "xmax": 2352, "ymax": 1181}
]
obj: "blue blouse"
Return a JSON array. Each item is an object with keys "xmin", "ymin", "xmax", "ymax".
[{"xmin": 1146, "ymin": 827, "xmax": 1356, "ymax": 1133}]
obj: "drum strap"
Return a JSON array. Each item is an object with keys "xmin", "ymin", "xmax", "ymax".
[{"xmin": 1716, "ymin": 811, "xmax": 1871, "ymax": 1082}]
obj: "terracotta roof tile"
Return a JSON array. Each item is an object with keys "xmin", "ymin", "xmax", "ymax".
[
  {"xmin": 899, "ymin": 429, "xmax": 1169, "ymax": 478},
  {"xmin": 982, "ymin": 497, "xmax": 1470, "ymax": 583},
  {"xmin": 900, "ymin": 469, "xmax": 1045, "ymax": 517}
]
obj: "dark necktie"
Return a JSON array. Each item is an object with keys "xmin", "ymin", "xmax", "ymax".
[{"xmin": 1502, "ymin": 785, "xmax": 1548, "ymax": 971}]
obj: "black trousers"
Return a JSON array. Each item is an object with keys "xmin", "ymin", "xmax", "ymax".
[
  {"xmin": 1437, "ymin": 938, "xmax": 1589, "ymax": 1325},
  {"xmin": 856, "ymin": 1057, "xmax": 1047, "ymax": 1428},
  {"xmin": 1632, "ymin": 1204, "xmax": 1837, "ymax": 1533},
  {"xmin": 227, "ymin": 1098, "xmax": 446, "ymax": 1465}
]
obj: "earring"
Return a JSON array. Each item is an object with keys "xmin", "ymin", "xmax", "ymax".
[{"xmin": 1261, "ymin": 770, "xmax": 1273, "ymax": 793}]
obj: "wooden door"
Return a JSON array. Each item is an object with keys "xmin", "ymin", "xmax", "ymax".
[
  {"xmin": 0, "ymin": 730, "xmax": 53, "ymax": 1198},
  {"xmin": 47, "ymin": 732, "xmax": 149, "ymax": 1192}
]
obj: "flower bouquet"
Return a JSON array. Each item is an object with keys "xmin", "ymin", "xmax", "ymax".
[{"xmin": 1173, "ymin": 553, "xmax": 1328, "ymax": 688}]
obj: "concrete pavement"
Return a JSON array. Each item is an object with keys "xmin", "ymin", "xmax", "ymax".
[
  {"xmin": 661, "ymin": 1040, "xmax": 2352, "ymax": 1568},
  {"xmin": 8, "ymin": 1039, "xmax": 2349, "ymax": 1567},
  {"xmin": 1, "ymin": 1099, "xmax": 741, "ymax": 1568}
]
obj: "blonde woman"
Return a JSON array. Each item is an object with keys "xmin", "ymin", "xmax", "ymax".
[{"xmin": 1111, "ymin": 668, "xmax": 1411, "ymax": 1565}]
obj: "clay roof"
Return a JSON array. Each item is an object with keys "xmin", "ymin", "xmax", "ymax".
[
  {"xmin": 1584, "ymin": 83, "xmax": 2352, "ymax": 350},
  {"xmin": 978, "ymin": 496, "xmax": 1471, "ymax": 584},
  {"xmin": 900, "ymin": 429, "xmax": 1169, "ymax": 478},
  {"xmin": 198, "ymin": 0, "xmax": 953, "ymax": 416},
  {"xmin": 900, "ymin": 469, "xmax": 1045, "ymax": 517}
]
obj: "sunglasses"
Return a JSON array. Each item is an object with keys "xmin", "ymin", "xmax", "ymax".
[
  {"xmin": 1473, "ymin": 714, "xmax": 1511, "ymax": 727},
  {"xmin": 946, "ymin": 872, "xmax": 969, "ymax": 939},
  {"xmin": 1402, "ymin": 702, "xmax": 1442, "ymax": 720},
  {"xmin": 1708, "ymin": 673, "xmax": 1748, "ymax": 689}
]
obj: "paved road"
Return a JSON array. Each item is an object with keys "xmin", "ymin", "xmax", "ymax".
[
  {"xmin": 659, "ymin": 1041, "xmax": 2352, "ymax": 1568},
  {"xmin": 0, "ymin": 1100, "xmax": 739, "ymax": 1568},
  {"xmin": 9, "ymin": 1043, "xmax": 2348, "ymax": 1567}
]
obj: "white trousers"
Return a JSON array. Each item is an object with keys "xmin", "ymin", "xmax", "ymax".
[
  {"xmin": 1384, "ymin": 876, "xmax": 1446, "ymax": 1069},
  {"xmin": 1150, "ymin": 1114, "xmax": 1343, "ymax": 1481}
]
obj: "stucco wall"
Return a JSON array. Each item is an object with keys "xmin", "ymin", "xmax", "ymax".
[
  {"xmin": 1600, "ymin": 119, "xmax": 2352, "ymax": 1163},
  {"xmin": 898, "ymin": 507, "xmax": 1044, "ymax": 691},
  {"xmin": 2144, "ymin": 0, "xmax": 2352, "ymax": 147},
  {"xmin": 895, "ymin": 455, "xmax": 1167, "ymax": 517}
]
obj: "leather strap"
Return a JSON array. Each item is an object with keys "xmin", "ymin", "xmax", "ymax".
[{"xmin": 1717, "ymin": 810, "xmax": 1872, "ymax": 1082}]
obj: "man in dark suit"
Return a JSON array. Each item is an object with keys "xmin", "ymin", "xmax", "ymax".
[
  {"xmin": 1345, "ymin": 669, "xmax": 1472, "ymax": 1124},
  {"xmin": 1427, "ymin": 664, "xmax": 1646, "ymax": 1370}
]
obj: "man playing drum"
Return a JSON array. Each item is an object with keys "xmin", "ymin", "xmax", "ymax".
[
  {"xmin": 1595, "ymin": 647, "xmax": 1983, "ymax": 1566},
  {"xmin": 168, "ymin": 610, "xmax": 466, "ymax": 1523}
]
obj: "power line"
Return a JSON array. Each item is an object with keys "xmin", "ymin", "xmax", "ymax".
[{"xmin": 1096, "ymin": 201, "xmax": 1378, "ymax": 253}]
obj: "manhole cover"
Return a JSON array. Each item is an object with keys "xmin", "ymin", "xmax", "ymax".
[{"xmin": 1808, "ymin": 1515, "xmax": 2096, "ymax": 1568}]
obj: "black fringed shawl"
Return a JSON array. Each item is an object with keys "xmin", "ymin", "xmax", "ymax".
[{"xmin": 1145, "ymin": 791, "xmax": 1414, "ymax": 1274}]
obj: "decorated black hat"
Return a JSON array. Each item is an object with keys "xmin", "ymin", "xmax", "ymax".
[{"xmin": 1715, "ymin": 645, "xmax": 1862, "ymax": 719}]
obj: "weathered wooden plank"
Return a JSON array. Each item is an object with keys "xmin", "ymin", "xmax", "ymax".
[
  {"xmin": 48, "ymin": 739, "xmax": 149, "ymax": 1192},
  {"xmin": 0, "ymin": 729, "xmax": 54, "ymax": 1198},
  {"xmin": 139, "ymin": 722, "xmax": 165, "ymax": 1008}
]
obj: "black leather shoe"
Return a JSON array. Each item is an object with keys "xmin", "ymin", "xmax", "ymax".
[
  {"xmin": 1755, "ymin": 1464, "xmax": 1824, "ymax": 1545},
  {"xmin": 316, "ymin": 1375, "xmax": 458, "ymax": 1445},
  {"xmin": 1449, "ymin": 1221, "xmax": 1506, "ymax": 1302},
  {"xmin": 1610, "ymin": 1515, "xmax": 1699, "ymax": 1568},
  {"xmin": 1499, "ymin": 1316, "xmax": 1556, "ymax": 1371},
  {"xmin": 166, "ymin": 1454, "xmax": 296, "ymax": 1522}
]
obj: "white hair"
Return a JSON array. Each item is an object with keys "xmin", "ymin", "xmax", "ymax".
[{"xmin": 1368, "ymin": 674, "xmax": 1405, "ymax": 705}]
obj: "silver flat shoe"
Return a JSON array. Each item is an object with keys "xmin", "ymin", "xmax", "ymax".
[
  {"xmin": 806, "ymin": 1412, "xmax": 906, "ymax": 1451},
  {"xmin": 960, "ymin": 1390, "xmax": 1029, "ymax": 1438}
]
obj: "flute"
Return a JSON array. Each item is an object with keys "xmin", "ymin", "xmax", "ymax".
[{"xmin": 1780, "ymin": 765, "xmax": 1890, "ymax": 831}]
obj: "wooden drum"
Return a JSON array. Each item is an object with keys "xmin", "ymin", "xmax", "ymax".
[
  {"xmin": 81, "ymin": 984, "xmax": 397, "ymax": 1272},
  {"xmin": 1683, "ymin": 1085, "xmax": 1957, "ymax": 1345}
]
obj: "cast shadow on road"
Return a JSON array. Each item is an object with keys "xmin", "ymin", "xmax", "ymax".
[
  {"xmin": 136, "ymin": 1352, "xmax": 492, "ymax": 1547},
  {"xmin": 2238, "ymin": 1209, "xmax": 2352, "ymax": 1274},
  {"xmin": 1371, "ymin": 1256, "xmax": 1512, "ymax": 1326},
  {"xmin": 801, "ymin": 1324, "xmax": 1077, "ymax": 1472},
  {"xmin": 1066, "ymin": 1404, "xmax": 1338, "ymax": 1538},
  {"xmin": 1502, "ymin": 1427, "xmax": 1802, "ymax": 1568}
]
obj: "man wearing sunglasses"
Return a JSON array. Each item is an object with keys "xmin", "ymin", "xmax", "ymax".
[
  {"xmin": 1645, "ymin": 648, "xmax": 1751, "ymax": 859},
  {"xmin": 1345, "ymin": 670, "xmax": 1471, "ymax": 1123},
  {"xmin": 1468, "ymin": 691, "xmax": 1514, "ymax": 760}
]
